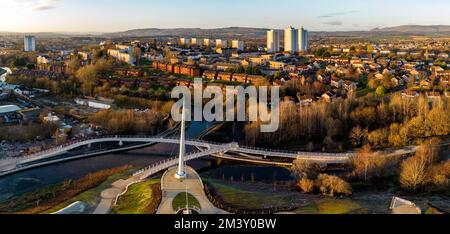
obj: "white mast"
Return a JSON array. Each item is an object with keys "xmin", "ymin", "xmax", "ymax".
[{"xmin": 175, "ymin": 97, "xmax": 187, "ymax": 179}]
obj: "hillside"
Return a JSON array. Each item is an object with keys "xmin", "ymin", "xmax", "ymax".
[
  {"xmin": 102, "ymin": 27, "xmax": 269, "ymax": 39},
  {"xmin": 371, "ymin": 25, "xmax": 450, "ymax": 34}
]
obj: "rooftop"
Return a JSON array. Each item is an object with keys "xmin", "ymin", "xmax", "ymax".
[{"xmin": 0, "ymin": 105, "xmax": 21, "ymax": 114}]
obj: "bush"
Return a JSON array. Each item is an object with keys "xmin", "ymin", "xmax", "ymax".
[
  {"xmin": 298, "ymin": 178, "xmax": 315, "ymax": 193},
  {"xmin": 290, "ymin": 158, "xmax": 322, "ymax": 180},
  {"xmin": 316, "ymin": 174, "xmax": 352, "ymax": 197},
  {"xmin": 400, "ymin": 139, "xmax": 445, "ymax": 191},
  {"xmin": 428, "ymin": 161, "xmax": 450, "ymax": 188},
  {"xmin": 400, "ymin": 156, "xmax": 427, "ymax": 191}
]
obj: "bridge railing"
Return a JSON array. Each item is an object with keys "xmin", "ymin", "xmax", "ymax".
[
  {"xmin": 237, "ymin": 145, "xmax": 298, "ymax": 154},
  {"xmin": 18, "ymin": 135, "xmax": 212, "ymax": 163},
  {"xmin": 133, "ymin": 146, "xmax": 231, "ymax": 180},
  {"xmin": 21, "ymin": 124, "xmax": 180, "ymax": 158},
  {"xmin": 237, "ymin": 145, "xmax": 354, "ymax": 158}
]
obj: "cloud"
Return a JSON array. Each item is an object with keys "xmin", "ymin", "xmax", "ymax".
[
  {"xmin": 318, "ymin": 11, "xmax": 359, "ymax": 19},
  {"xmin": 11, "ymin": 0, "xmax": 61, "ymax": 11},
  {"xmin": 324, "ymin": 21, "xmax": 343, "ymax": 26}
]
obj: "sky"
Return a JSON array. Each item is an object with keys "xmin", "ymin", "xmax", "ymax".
[{"xmin": 1, "ymin": 0, "xmax": 449, "ymax": 33}]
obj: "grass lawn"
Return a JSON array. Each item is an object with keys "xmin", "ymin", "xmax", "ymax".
[
  {"xmin": 205, "ymin": 179, "xmax": 290, "ymax": 209},
  {"xmin": 294, "ymin": 204, "xmax": 319, "ymax": 214},
  {"xmin": 172, "ymin": 192, "xmax": 200, "ymax": 211},
  {"xmin": 112, "ymin": 179, "xmax": 160, "ymax": 214},
  {"xmin": 43, "ymin": 168, "xmax": 135, "ymax": 214},
  {"xmin": 294, "ymin": 199, "xmax": 362, "ymax": 214}
]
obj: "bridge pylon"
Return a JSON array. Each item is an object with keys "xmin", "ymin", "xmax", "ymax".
[{"xmin": 175, "ymin": 98, "xmax": 187, "ymax": 180}]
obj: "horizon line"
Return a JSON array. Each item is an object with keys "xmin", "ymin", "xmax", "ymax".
[{"xmin": 1, "ymin": 24, "xmax": 449, "ymax": 35}]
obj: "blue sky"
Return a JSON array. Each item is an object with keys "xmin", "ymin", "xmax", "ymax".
[{"xmin": 1, "ymin": 0, "xmax": 450, "ymax": 32}]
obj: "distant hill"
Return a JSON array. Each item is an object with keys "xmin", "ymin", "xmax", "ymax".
[
  {"xmin": 3, "ymin": 25, "xmax": 450, "ymax": 39},
  {"xmin": 102, "ymin": 27, "xmax": 269, "ymax": 39},
  {"xmin": 0, "ymin": 32, "xmax": 75, "ymax": 38},
  {"xmin": 371, "ymin": 25, "xmax": 450, "ymax": 34}
]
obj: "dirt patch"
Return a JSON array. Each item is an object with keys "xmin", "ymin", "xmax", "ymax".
[{"xmin": 145, "ymin": 183, "xmax": 162, "ymax": 214}]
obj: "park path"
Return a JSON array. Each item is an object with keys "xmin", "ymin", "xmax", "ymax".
[
  {"xmin": 157, "ymin": 166, "xmax": 228, "ymax": 214},
  {"xmin": 93, "ymin": 177, "xmax": 139, "ymax": 214}
]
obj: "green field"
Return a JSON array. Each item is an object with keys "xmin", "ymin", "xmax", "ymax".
[
  {"xmin": 294, "ymin": 199, "xmax": 362, "ymax": 214},
  {"xmin": 112, "ymin": 179, "xmax": 160, "ymax": 214},
  {"xmin": 43, "ymin": 168, "xmax": 135, "ymax": 214},
  {"xmin": 172, "ymin": 192, "xmax": 201, "ymax": 211},
  {"xmin": 205, "ymin": 180, "xmax": 291, "ymax": 209}
]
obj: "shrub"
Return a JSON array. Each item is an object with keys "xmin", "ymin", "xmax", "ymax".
[
  {"xmin": 298, "ymin": 178, "xmax": 315, "ymax": 193},
  {"xmin": 316, "ymin": 174, "xmax": 352, "ymax": 197},
  {"xmin": 290, "ymin": 158, "xmax": 322, "ymax": 180},
  {"xmin": 400, "ymin": 155, "xmax": 427, "ymax": 191}
]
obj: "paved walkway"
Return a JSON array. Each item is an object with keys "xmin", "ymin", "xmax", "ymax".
[
  {"xmin": 157, "ymin": 166, "xmax": 228, "ymax": 214},
  {"xmin": 93, "ymin": 177, "xmax": 140, "ymax": 214}
]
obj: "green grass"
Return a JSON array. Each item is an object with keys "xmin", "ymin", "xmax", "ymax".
[
  {"xmin": 294, "ymin": 204, "xmax": 319, "ymax": 214},
  {"xmin": 112, "ymin": 179, "xmax": 160, "ymax": 214},
  {"xmin": 43, "ymin": 168, "xmax": 135, "ymax": 214},
  {"xmin": 205, "ymin": 179, "xmax": 290, "ymax": 209},
  {"xmin": 316, "ymin": 199, "xmax": 362, "ymax": 214},
  {"xmin": 294, "ymin": 199, "xmax": 362, "ymax": 214},
  {"xmin": 172, "ymin": 192, "xmax": 200, "ymax": 211}
]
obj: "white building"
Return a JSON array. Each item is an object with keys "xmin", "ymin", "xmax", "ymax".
[
  {"xmin": 267, "ymin": 29, "xmax": 280, "ymax": 53},
  {"xmin": 24, "ymin": 35, "xmax": 36, "ymax": 52},
  {"xmin": 107, "ymin": 44, "xmax": 136, "ymax": 65},
  {"xmin": 284, "ymin": 26, "xmax": 299, "ymax": 53},
  {"xmin": 203, "ymin": 38, "xmax": 213, "ymax": 47},
  {"xmin": 215, "ymin": 39, "xmax": 228, "ymax": 48},
  {"xmin": 37, "ymin": 55, "xmax": 51, "ymax": 65},
  {"xmin": 299, "ymin": 27, "xmax": 309, "ymax": 52},
  {"xmin": 179, "ymin": 38, "xmax": 190, "ymax": 46},
  {"xmin": 190, "ymin": 38, "xmax": 198, "ymax": 46},
  {"xmin": 43, "ymin": 113, "xmax": 60, "ymax": 122},
  {"xmin": 75, "ymin": 97, "xmax": 114, "ymax": 110},
  {"xmin": 0, "ymin": 67, "xmax": 12, "ymax": 83},
  {"xmin": 231, "ymin": 40, "xmax": 244, "ymax": 51}
]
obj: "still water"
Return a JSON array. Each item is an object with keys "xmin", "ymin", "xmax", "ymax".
[{"xmin": 0, "ymin": 121, "xmax": 292, "ymax": 202}]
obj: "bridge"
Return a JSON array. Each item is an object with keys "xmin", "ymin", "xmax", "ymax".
[{"xmin": 0, "ymin": 135, "xmax": 352, "ymax": 177}]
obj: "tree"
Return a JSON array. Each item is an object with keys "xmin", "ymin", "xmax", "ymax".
[
  {"xmin": 26, "ymin": 63, "xmax": 35, "ymax": 70},
  {"xmin": 76, "ymin": 64, "xmax": 98, "ymax": 96},
  {"xmin": 133, "ymin": 47, "xmax": 141, "ymax": 65},
  {"xmin": 13, "ymin": 57, "xmax": 28, "ymax": 67},
  {"xmin": 368, "ymin": 128, "xmax": 389, "ymax": 147},
  {"xmin": 428, "ymin": 161, "xmax": 450, "ymax": 188},
  {"xmin": 351, "ymin": 145, "xmax": 375, "ymax": 181},
  {"xmin": 349, "ymin": 126, "xmax": 368, "ymax": 147},
  {"xmin": 368, "ymin": 79, "xmax": 379, "ymax": 90},
  {"xmin": 375, "ymin": 86, "xmax": 385, "ymax": 97},
  {"xmin": 94, "ymin": 58, "xmax": 113, "ymax": 73},
  {"xmin": 400, "ymin": 155, "xmax": 427, "ymax": 191},
  {"xmin": 236, "ymin": 65, "xmax": 245, "ymax": 73},
  {"xmin": 400, "ymin": 139, "xmax": 442, "ymax": 191},
  {"xmin": 66, "ymin": 57, "xmax": 81, "ymax": 74}
]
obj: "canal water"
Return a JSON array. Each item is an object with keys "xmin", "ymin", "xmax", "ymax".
[{"xmin": 0, "ymin": 121, "xmax": 292, "ymax": 202}]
